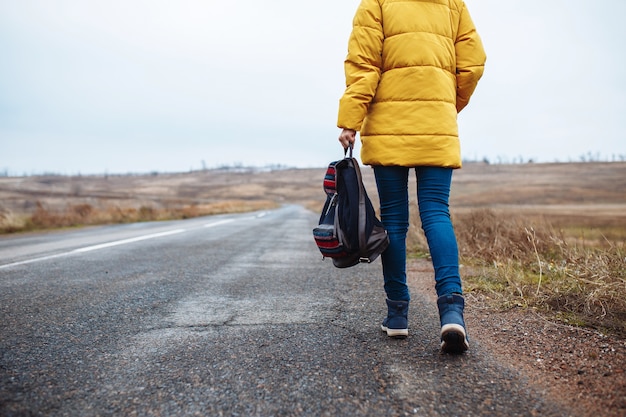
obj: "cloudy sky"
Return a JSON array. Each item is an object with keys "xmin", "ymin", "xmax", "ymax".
[{"xmin": 1, "ymin": 0, "xmax": 624, "ymax": 175}]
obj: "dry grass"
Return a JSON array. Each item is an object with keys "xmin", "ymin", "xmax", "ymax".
[
  {"xmin": 0, "ymin": 168, "xmax": 305, "ymax": 233},
  {"xmin": 398, "ymin": 162, "xmax": 626, "ymax": 336},
  {"xmin": 407, "ymin": 207, "xmax": 626, "ymax": 336},
  {"xmin": 0, "ymin": 200, "xmax": 278, "ymax": 233}
]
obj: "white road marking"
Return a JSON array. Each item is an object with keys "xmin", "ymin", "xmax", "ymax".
[
  {"xmin": 0, "ymin": 229, "xmax": 187, "ymax": 269},
  {"xmin": 0, "ymin": 218, "xmax": 242, "ymax": 270},
  {"xmin": 203, "ymin": 219, "xmax": 234, "ymax": 228},
  {"xmin": 0, "ymin": 253, "xmax": 72, "ymax": 269},
  {"xmin": 73, "ymin": 229, "xmax": 186, "ymax": 253}
]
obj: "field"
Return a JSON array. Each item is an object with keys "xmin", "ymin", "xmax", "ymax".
[
  {"xmin": 1, "ymin": 162, "xmax": 625, "ymax": 335},
  {"xmin": 2, "ymin": 162, "xmax": 624, "ymax": 229}
]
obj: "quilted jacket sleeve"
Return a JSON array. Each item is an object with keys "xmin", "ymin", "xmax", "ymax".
[
  {"xmin": 455, "ymin": 2, "xmax": 486, "ymax": 113},
  {"xmin": 337, "ymin": 0, "xmax": 384, "ymax": 131}
]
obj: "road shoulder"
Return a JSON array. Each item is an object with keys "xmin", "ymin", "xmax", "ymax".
[{"xmin": 408, "ymin": 258, "xmax": 626, "ymax": 417}]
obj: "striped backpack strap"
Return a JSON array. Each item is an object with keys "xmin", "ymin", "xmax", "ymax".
[{"xmin": 323, "ymin": 161, "xmax": 339, "ymax": 196}]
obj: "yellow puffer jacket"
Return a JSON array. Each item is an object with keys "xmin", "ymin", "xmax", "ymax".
[{"xmin": 337, "ymin": 0, "xmax": 486, "ymax": 168}]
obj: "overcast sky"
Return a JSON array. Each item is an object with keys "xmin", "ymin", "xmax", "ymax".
[{"xmin": 1, "ymin": 0, "xmax": 625, "ymax": 175}]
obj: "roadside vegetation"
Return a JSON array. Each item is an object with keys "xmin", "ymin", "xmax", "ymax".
[
  {"xmin": 408, "ymin": 208, "xmax": 626, "ymax": 337},
  {"xmin": 0, "ymin": 200, "xmax": 278, "ymax": 234}
]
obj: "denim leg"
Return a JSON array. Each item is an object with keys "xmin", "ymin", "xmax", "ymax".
[
  {"xmin": 415, "ymin": 167, "xmax": 462, "ymax": 297},
  {"xmin": 373, "ymin": 166, "xmax": 410, "ymax": 302}
]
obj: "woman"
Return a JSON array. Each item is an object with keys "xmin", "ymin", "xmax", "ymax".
[{"xmin": 337, "ymin": 0, "xmax": 486, "ymax": 353}]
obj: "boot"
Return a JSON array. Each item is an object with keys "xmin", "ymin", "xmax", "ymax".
[
  {"xmin": 437, "ymin": 294, "xmax": 469, "ymax": 353},
  {"xmin": 381, "ymin": 299, "xmax": 409, "ymax": 338}
]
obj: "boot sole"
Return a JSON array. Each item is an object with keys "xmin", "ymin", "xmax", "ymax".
[
  {"xmin": 441, "ymin": 323, "xmax": 469, "ymax": 353},
  {"xmin": 381, "ymin": 324, "xmax": 408, "ymax": 338}
]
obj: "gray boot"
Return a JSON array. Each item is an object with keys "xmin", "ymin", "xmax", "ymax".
[
  {"xmin": 381, "ymin": 299, "xmax": 409, "ymax": 338},
  {"xmin": 437, "ymin": 294, "xmax": 469, "ymax": 353}
]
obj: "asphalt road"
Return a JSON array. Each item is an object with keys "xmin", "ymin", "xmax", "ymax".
[{"xmin": 0, "ymin": 205, "xmax": 569, "ymax": 416}]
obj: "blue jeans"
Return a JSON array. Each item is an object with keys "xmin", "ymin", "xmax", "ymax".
[{"xmin": 373, "ymin": 166, "xmax": 462, "ymax": 301}]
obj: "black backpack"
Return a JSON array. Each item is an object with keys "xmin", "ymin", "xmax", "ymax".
[{"xmin": 312, "ymin": 149, "xmax": 389, "ymax": 268}]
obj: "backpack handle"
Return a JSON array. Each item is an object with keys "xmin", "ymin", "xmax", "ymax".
[{"xmin": 343, "ymin": 144, "xmax": 353, "ymax": 158}]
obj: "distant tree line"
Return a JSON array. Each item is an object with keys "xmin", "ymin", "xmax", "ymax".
[
  {"xmin": 0, "ymin": 163, "xmax": 295, "ymax": 178},
  {"xmin": 2, "ymin": 154, "xmax": 625, "ymax": 177},
  {"xmin": 464, "ymin": 152, "xmax": 626, "ymax": 165}
]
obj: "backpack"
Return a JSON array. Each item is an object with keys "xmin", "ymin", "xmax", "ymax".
[{"xmin": 312, "ymin": 149, "xmax": 389, "ymax": 268}]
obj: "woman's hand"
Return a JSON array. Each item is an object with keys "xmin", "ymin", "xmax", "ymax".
[{"xmin": 338, "ymin": 128, "xmax": 356, "ymax": 150}]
